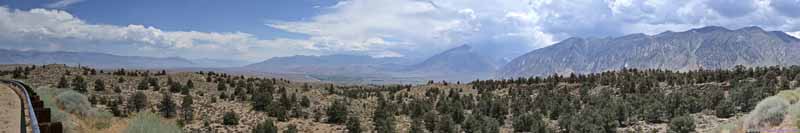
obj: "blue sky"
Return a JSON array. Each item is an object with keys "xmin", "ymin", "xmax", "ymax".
[
  {"xmin": 1, "ymin": 0, "xmax": 334, "ymax": 39},
  {"xmin": 0, "ymin": 0, "xmax": 799, "ymax": 62}
]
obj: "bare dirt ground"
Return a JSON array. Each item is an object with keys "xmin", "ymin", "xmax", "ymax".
[{"xmin": 0, "ymin": 84, "xmax": 21, "ymax": 133}]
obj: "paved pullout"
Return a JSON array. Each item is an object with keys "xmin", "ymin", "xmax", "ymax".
[{"xmin": 0, "ymin": 84, "xmax": 21, "ymax": 133}]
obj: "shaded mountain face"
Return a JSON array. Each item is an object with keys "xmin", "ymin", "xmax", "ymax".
[
  {"xmin": 243, "ymin": 54, "xmax": 410, "ymax": 75},
  {"xmin": 0, "ymin": 49, "xmax": 196, "ymax": 69},
  {"xmin": 499, "ymin": 26, "xmax": 800, "ymax": 78},
  {"xmin": 190, "ymin": 58, "xmax": 252, "ymax": 68},
  {"xmin": 242, "ymin": 45, "xmax": 500, "ymax": 83},
  {"xmin": 409, "ymin": 45, "xmax": 498, "ymax": 74}
]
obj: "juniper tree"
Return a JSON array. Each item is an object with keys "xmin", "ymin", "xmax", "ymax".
[
  {"xmin": 346, "ymin": 116, "xmax": 362, "ymax": 133},
  {"xmin": 252, "ymin": 119, "xmax": 278, "ymax": 133},
  {"xmin": 72, "ymin": 76, "xmax": 88, "ymax": 93},
  {"xmin": 218, "ymin": 82, "xmax": 228, "ymax": 91},
  {"xmin": 222, "ymin": 111, "xmax": 239, "ymax": 125},
  {"xmin": 326, "ymin": 99, "xmax": 348, "ymax": 124},
  {"xmin": 160, "ymin": 93, "xmax": 177, "ymax": 118},
  {"xmin": 128, "ymin": 91, "xmax": 148, "ymax": 113},
  {"xmin": 186, "ymin": 79, "xmax": 194, "ymax": 89},
  {"xmin": 57, "ymin": 76, "xmax": 69, "ymax": 88},
  {"xmin": 284, "ymin": 124, "xmax": 298, "ymax": 133},
  {"xmin": 181, "ymin": 95, "xmax": 194, "ymax": 123},
  {"xmin": 94, "ymin": 79, "xmax": 105, "ymax": 91},
  {"xmin": 137, "ymin": 79, "xmax": 149, "ymax": 90}
]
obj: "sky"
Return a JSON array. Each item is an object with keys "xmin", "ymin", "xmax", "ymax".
[{"xmin": 0, "ymin": 0, "xmax": 799, "ymax": 62}]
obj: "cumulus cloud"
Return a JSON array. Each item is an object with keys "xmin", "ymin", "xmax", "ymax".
[
  {"xmin": 707, "ymin": 0, "xmax": 758, "ymax": 18},
  {"xmin": 268, "ymin": 0, "xmax": 557, "ymax": 59},
  {"xmin": 0, "ymin": 7, "xmax": 315, "ymax": 61},
  {"xmin": 267, "ymin": 0, "xmax": 800, "ymax": 60},
  {"xmin": 770, "ymin": 0, "xmax": 800, "ymax": 18}
]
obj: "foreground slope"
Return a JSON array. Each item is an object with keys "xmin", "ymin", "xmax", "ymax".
[{"xmin": 500, "ymin": 26, "xmax": 800, "ymax": 78}]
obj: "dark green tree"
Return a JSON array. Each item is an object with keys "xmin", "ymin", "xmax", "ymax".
[
  {"xmin": 94, "ymin": 79, "xmax": 105, "ymax": 91},
  {"xmin": 137, "ymin": 79, "xmax": 149, "ymax": 90},
  {"xmin": 181, "ymin": 95, "xmax": 194, "ymax": 123},
  {"xmin": 252, "ymin": 91, "xmax": 273, "ymax": 112},
  {"xmin": 222, "ymin": 111, "xmax": 240, "ymax": 125},
  {"xmin": 72, "ymin": 76, "xmax": 88, "ymax": 93},
  {"xmin": 57, "ymin": 76, "xmax": 69, "ymax": 88},
  {"xmin": 284, "ymin": 124, "xmax": 298, "ymax": 133},
  {"xmin": 513, "ymin": 112, "xmax": 547, "ymax": 133},
  {"xmin": 437, "ymin": 115, "xmax": 456, "ymax": 133},
  {"xmin": 127, "ymin": 91, "xmax": 148, "ymax": 113},
  {"xmin": 346, "ymin": 117, "xmax": 362, "ymax": 133},
  {"xmin": 252, "ymin": 119, "xmax": 278, "ymax": 133},
  {"xmin": 186, "ymin": 79, "xmax": 194, "ymax": 89},
  {"xmin": 160, "ymin": 93, "xmax": 177, "ymax": 118},
  {"xmin": 715, "ymin": 97, "xmax": 736, "ymax": 118},
  {"xmin": 218, "ymin": 82, "xmax": 228, "ymax": 91},
  {"xmin": 300, "ymin": 96, "xmax": 311, "ymax": 108},
  {"xmin": 326, "ymin": 99, "xmax": 348, "ymax": 124},
  {"xmin": 463, "ymin": 114, "xmax": 499, "ymax": 133},
  {"xmin": 668, "ymin": 115, "xmax": 695, "ymax": 133},
  {"xmin": 409, "ymin": 118, "xmax": 425, "ymax": 133}
]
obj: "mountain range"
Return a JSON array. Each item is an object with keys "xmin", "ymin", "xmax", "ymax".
[
  {"xmin": 2, "ymin": 26, "xmax": 798, "ymax": 83},
  {"xmin": 499, "ymin": 26, "xmax": 800, "ymax": 78},
  {"xmin": 0, "ymin": 49, "xmax": 252, "ymax": 69}
]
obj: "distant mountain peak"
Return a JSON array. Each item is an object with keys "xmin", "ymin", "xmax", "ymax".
[
  {"xmin": 738, "ymin": 26, "xmax": 765, "ymax": 32},
  {"xmin": 690, "ymin": 26, "xmax": 731, "ymax": 33},
  {"xmin": 408, "ymin": 44, "xmax": 497, "ymax": 77}
]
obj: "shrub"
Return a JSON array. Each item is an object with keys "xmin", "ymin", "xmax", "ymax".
[
  {"xmin": 463, "ymin": 114, "xmax": 500, "ymax": 133},
  {"xmin": 777, "ymin": 90, "xmax": 800, "ymax": 104},
  {"xmin": 346, "ymin": 117, "xmax": 362, "ymax": 133},
  {"xmin": 668, "ymin": 115, "xmax": 695, "ymax": 133},
  {"xmin": 285, "ymin": 124, "xmax": 298, "ymax": 133},
  {"xmin": 252, "ymin": 119, "xmax": 277, "ymax": 133},
  {"xmin": 715, "ymin": 97, "xmax": 736, "ymax": 118},
  {"xmin": 513, "ymin": 112, "xmax": 546, "ymax": 133},
  {"xmin": 125, "ymin": 112, "xmax": 182, "ymax": 133},
  {"xmin": 745, "ymin": 96, "xmax": 789, "ymax": 129},
  {"xmin": 788, "ymin": 103, "xmax": 800, "ymax": 130},
  {"xmin": 711, "ymin": 122, "xmax": 738, "ymax": 133},
  {"xmin": 55, "ymin": 90, "xmax": 92, "ymax": 116},
  {"xmin": 222, "ymin": 112, "xmax": 239, "ymax": 125},
  {"xmin": 36, "ymin": 87, "xmax": 75, "ymax": 131}
]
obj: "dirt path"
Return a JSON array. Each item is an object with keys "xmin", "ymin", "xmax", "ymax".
[{"xmin": 0, "ymin": 84, "xmax": 22, "ymax": 133}]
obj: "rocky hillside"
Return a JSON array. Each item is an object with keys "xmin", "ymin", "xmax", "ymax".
[{"xmin": 499, "ymin": 26, "xmax": 800, "ymax": 78}]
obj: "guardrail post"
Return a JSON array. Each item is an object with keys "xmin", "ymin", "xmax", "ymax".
[{"xmin": 35, "ymin": 108, "xmax": 51, "ymax": 123}]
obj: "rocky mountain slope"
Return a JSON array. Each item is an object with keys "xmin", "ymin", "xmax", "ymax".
[
  {"xmin": 406, "ymin": 45, "xmax": 499, "ymax": 80},
  {"xmin": 242, "ymin": 54, "xmax": 408, "ymax": 75},
  {"xmin": 499, "ymin": 26, "xmax": 800, "ymax": 78}
]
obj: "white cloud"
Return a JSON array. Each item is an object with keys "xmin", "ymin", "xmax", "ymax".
[
  {"xmin": 45, "ymin": 0, "xmax": 86, "ymax": 8},
  {"xmin": 789, "ymin": 31, "xmax": 800, "ymax": 39},
  {"xmin": 0, "ymin": 7, "xmax": 315, "ymax": 61}
]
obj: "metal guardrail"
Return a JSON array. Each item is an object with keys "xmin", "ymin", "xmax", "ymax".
[{"xmin": 2, "ymin": 79, "xmax": 62, "ymax": 133}]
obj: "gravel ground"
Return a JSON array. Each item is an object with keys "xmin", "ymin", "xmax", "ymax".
[{"xmin": 0, "ymin": 84, "xmax": 21, "ymax": 133}]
